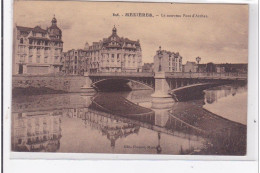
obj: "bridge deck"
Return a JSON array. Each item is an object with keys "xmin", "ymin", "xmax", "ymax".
[{"xmin": 89, "ymin": 72, "xmax": 247, "ymax": 80}]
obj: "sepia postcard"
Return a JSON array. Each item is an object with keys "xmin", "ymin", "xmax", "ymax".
[{"xmin": 11, "ymin": 1, "xmax": 250, "ymax": 157}]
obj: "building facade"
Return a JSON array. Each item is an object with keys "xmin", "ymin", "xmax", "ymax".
[
  {"xmin": 85, "ymin": 26, "xmax": 142, "ymax": 73},
  {"xmin": 153, "ymin": 47, "xmax": 182, "ymax": 72},
  {"xmin": 63, "ymin": 49, "xmax": 88, "ymax": 75},
  {"xmin": 13, "ymin": 16, "xmax": 63, "ymax": 75},
  {"xmin": 183, "ymin": 61, "xmax": 198, "ymax": 72},
  {"xmin": 142, "ymin": 63, "xmax": 154, "ymax": 72}
]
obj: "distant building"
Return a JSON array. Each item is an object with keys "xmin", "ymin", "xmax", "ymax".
[
  {"xmin": 216, "ymin": 66, "xmax": 225, "ymax": 73},
  {"xmin": 217, "ymin": 63, "xmax": 248, "ymax": 73},
  {"xmin": 142, "ymin": 63, "xmax": 154, "ymax": 72},
  {"xmin": 183, "ymin": 61, "xmax": 198, "ymax": 72},
  {"xmin": 63, "ymin": 49, "xmax": 88, "ymax": 75},
  {"xmin": 84, "ymin": 26, "xmax": 142, "ymax": 73},
  {"xmin": 206, "ymin": 63, "xmax": 216, "ymax": 72},
  {"xmin": 13, "ymin": 16, "xmax": 63, "ymax": 75},
  {"xmin": 197, "ymin": 64, "xmax": 206, "ymax": 72},
  {"xmin": 153, "ymin": 47, "xmax": 182, "ymax": 72},
  {"xmin": 196, "ymin": 63, "xmax": 247, "ymax": 73}
]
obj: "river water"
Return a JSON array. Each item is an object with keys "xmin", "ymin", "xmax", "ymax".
[{"xmin": 11, "ymin": 84, "xmax": 247, "ymax": 155}]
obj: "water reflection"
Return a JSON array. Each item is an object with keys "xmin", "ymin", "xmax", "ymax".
[
  {"xmin": 11, "ymin": 111, "xmax": 61, "ymax": 152},
  {"xmin": 11, "ymin": 84, "xmax": 247, "ymax": 155},
  {"xmin": 203, "ymin": 84, "xmax": 247, "ymax": 125},
  {"xmin": 204, "ymin": 85, "xmax": 247, "ymax": 104}
]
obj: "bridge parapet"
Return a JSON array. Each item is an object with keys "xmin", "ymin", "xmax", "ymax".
[
  {"xmin": 165, "ymin": 72, "xmax": 247, "ymax": 80},
  {"xmin": 89, "ymin": 72, "xmax": 154, "ymax": 77}
]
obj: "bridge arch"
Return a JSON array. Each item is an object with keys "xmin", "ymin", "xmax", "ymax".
[
  {"xmin": 91, "ymin": 78, "xmax": 154, "ymax": 91},
  {"xmin": 169, "ymin": 82, "xmax": 220, "ymax": 102}
]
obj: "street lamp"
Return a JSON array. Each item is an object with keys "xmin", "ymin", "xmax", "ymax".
[{"xmin": 196, "ymin": 56, "xmax": 201, "ymax": 72}]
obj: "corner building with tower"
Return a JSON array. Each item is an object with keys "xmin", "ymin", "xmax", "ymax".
[
  {"xmin": 13, "ymin": 16, "xmax": 63, "ymax": 75},
  {"xmin": 84, "ymin": 26, "xmax": 142, "ymax": 73}
]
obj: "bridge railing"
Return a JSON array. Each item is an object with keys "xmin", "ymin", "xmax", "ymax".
[
  {"xmin": 89, "ymin": 72, "xmax": 154, "ymax": 77},
  {"xmin": 88, "ymin": 71, "xmax": 247, "ymax": 79},
  {"xmin": 165, "ymin": 72, "xmax": 247, "ymax": 79}
]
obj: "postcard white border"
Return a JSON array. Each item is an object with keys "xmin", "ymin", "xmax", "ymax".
[{"xmin": 2, "ymin": 0, "xmax": 259, "ymax": 172}]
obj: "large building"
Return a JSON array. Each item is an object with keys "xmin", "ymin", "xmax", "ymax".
[
  {"xmin": 153, "ymin": 47, "xmax": 182, "ymax": 72},
  {"xmin": 63, "ymin": 49, "xmax": 88, "ymax": 75},
  {"xmin": 85, "ymin": 26, "xmax": 142, "ymax": 72},
  {"xmin": 13, "ymin": 16, "xmax": 63, "ymax": 75}
]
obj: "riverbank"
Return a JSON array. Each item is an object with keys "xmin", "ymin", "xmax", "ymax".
[{"xmin": 12, "ymin": 87, "xmax": 67, "ymax": 97}]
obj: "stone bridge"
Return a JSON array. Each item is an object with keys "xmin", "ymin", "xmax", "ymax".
[{"xmin": 82, "ymin": 71, "xmax": 247, "ymax": 108}]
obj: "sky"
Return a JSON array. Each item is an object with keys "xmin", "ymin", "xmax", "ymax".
[{"xmin": 14, "ymin": 1, "xmax": 248, "ymax": 64}]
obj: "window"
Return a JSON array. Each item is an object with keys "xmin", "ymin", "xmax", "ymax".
[
  {"xmin": 20, "ymin": 55, "xmax": 24, "ymax": 62},
  {"xmin": 37, "ymin": 56, "xmax": 40, "ymax": 63},
  {"xmin": 37, "ymin": 41, "xmax": 41, "ymax": 45},
  {"xmin": 44, "ymin": 56, "xmax": 48, "ymax": 63},
  {"xmin": 29, "ymin": 56, "xmax": 32, "ymax": 62},
  {"xmin": 29, "ymin": 48, "xmax": 33, "ymax": 54},
  {"xmin": 19, "ymin": 46, "xmax": 25, "ymax": 53},
  {"xmin": 37, "ymin": 48, "xmax": 40, "ymax": 54},
  {"xmin": 29, "ymin": 39, "xmax": 33, "ymax": 44},
  {"xmin": 20, "ymin": 38, "xmax": 23, "ymax": 44},
  {"xmin": 18, "ymin": 113, "xmax": 22, "ymax": 118}
]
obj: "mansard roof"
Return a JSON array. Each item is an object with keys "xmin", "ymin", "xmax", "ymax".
[
  {"xmin": 48, "ymin": 24, "xmax": 62, "ymax": 35},
  {"xmin": 17, "ymin": 25, "xmax": 63, "ymax": 42},
  {"xmin": 16, "ymin": 17, "xmax": 62, "ymax": 40},
  {"xmin": 157, "ymin": 49, "xmax": 182, "ymax": 58},
  {"xmin": 17, "ymin": 26, "xmax": 33, "ymax": 33},
  {"xmin": 99, "ymin": 27, "xmax": 141, "ymax": 49},
  {"xmin": 17, "ymin": 25, "xmax": 47, "ymax": 34},
  {"xmin": 32, "ymin": 26, "xmax": 47, "ymax": 34}
]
